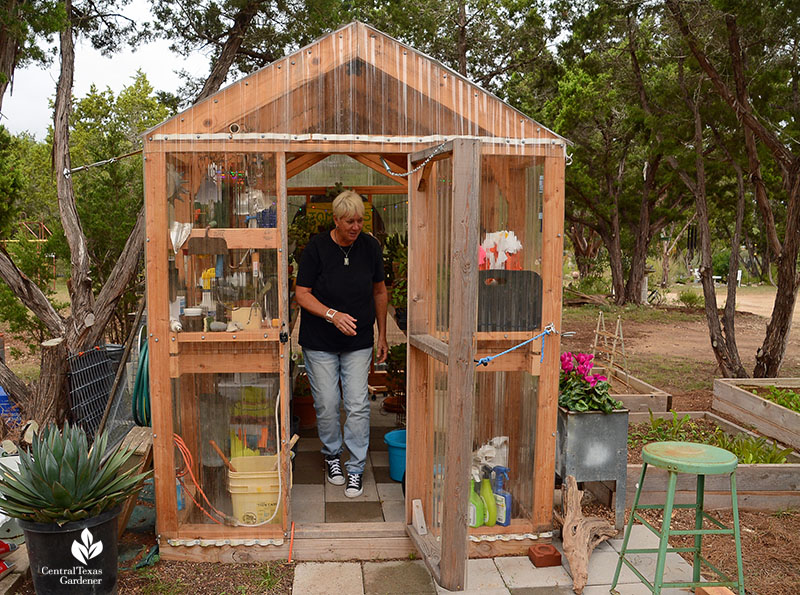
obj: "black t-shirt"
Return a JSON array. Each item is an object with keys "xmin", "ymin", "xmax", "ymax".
[{"xmin": 296, "ymin": 231, "xmax": 385, "ymax": 352}]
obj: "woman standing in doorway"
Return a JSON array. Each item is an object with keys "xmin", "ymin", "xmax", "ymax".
[{"xmin": 295, "ymin": 190, "xmax": 389, "ymax": 497}]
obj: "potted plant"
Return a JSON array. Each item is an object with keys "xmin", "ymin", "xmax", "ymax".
[
  {"xmin": 382, "ymin": 343, "xmax": 407, "ymax": 415},
  {"xmin": 555, "ymin": 352, "xmax": 628, "ymax": 528},
  {"xmin": 0, "ymin": 422, "xmax": 150, "ymax": 594},
  {"xmin": 383, "ymin": 234, "xmax": 408, "ymax": 332}
]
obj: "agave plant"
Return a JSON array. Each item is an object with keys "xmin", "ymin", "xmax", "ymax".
[{"xmin": 0, "ymin": 422, "xmax": 150, "ymax": 525}]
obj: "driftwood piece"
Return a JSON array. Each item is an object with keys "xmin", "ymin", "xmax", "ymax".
[{"xmin": 559, "ymin": 475, "xmax": 617, "ymax": 594}]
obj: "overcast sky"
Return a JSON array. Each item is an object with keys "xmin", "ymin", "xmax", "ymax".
[{"xmin": 1, "ymin": 0, "xmax": 211, "ymax": 139}]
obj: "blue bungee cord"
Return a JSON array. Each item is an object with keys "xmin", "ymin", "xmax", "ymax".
[{"xmin": 474, "ymin": 323, "xmax": 573, "ymax": 367}]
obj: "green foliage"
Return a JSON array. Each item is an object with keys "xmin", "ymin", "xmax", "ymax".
[
  {"xmin": 712, "ymin": 249, "xmax": 732, "ymax": 278},
  {"xmin": 384, "ymin": 234, "xmax": 408, "ymax": 309},
  {"xmin": 0, "ymin": 422, "xmax": 151, "ymax": 524},
  {"xmin": 0, "ymin": 233, "xmax": 66, "ymax": 354},
  {"xmin": 627, "ymin": 411, "xmax": 718, "ymax": 449},
  {"xmin": 628, "ymin": 410, "xmax": 792, "ymax": 464},
  {"xmin": 755, "ymin": 386, "xmax": 800, "ymax": 413},
  {"xmin": 385, "ymin": 343, "xmax": 407, "ymax": 395},
  {"xmin": 0, "ymin": 126, "xmax": 23, "ymax": 239},
  {"xmin": 569, "ymin": 274, "xmax": 610, "ymax": 296},
  {"xmin": 678, "ymin": 290, "xmax": 703, "ymax": 309},
  {"xmin": 712, "ymin": 430, "xmax": 793, "ymax": 464},
  {"xmin": 288, "ymin": 210, "xmax": 334, "ymax": 267},
  {"xmin": 558, "ymin": 352, "xmax": 622, "ymax": 413}
]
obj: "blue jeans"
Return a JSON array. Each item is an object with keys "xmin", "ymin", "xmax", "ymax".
[{"xmin": 302, "ymin": 347, "xmax": 373, "ymax": 474}]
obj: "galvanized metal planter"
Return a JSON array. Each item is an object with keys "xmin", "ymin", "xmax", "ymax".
[{"xmin": 555, "ymin": 406, "xmax": 629, "ymax": 529}]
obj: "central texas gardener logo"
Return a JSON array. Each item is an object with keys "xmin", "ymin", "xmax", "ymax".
[{"xmin": 71, "ymin": 528, "xmax": 103, "ymax": 565}]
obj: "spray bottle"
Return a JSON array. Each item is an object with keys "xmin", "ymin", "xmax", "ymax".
[
  {"xmin": 468, "ymin": 478, "xmax": 484, "ymax": 528},
  {"xmin": 480, "ymin": 466, "xmax": 497, "ymax": 527},
  {"xmin": 492, "ymin": 466, "xmax": 512, "ymax": 527}
]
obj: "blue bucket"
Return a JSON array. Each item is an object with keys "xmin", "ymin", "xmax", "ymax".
[{"xmin": 383, "ymin": 429, "xmax": 406, "ymax": 482}]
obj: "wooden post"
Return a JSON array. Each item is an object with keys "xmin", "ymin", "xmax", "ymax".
[
  {"xmin": 144, "ymin": 148, "xmax": 179, "ymax": 538},
  {"xmin": 406, "ymin": 157, "xmax": 436, "ymax": 526},
  {"xmin": 532, "ymin": 153, "xmax": 565, "ymax": 531},
  {"xmin": 439, "ymin": 139, "xmax": 480, "ymax": 591},
  {"xmin": 277, "ymin": 151, "xmax": 291, "ymax": 529}
]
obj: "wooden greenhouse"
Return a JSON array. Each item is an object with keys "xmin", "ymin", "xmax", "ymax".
[{"xmin": 143, "ymin": 22, "xmax": 567, "ymax": 590}]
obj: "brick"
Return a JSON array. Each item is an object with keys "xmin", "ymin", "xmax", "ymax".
[
  {"xmin": 527, "ymin": 544, "xmax": 561, "ymax": 567},
  {"xmin": 695, "ymin": 587, "xmax": 737, "ymax": 595}
]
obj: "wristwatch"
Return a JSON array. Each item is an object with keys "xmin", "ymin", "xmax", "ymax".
[{"xmin": 325, "ymin": 308, "xmax": 337, "ymax": 323}]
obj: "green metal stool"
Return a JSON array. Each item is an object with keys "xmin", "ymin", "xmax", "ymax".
[{"xmin": 611, "ymin": 441, "xmax": 745, "ymax": 595}]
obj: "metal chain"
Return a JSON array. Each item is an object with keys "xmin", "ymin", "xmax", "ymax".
[
  {"xmin": 63, "ymin": 149, "xmax": 142, "ymax": 178},
  {"xmin": 380, "ymin": 142, "xmax": 449, "ymax": 178}
]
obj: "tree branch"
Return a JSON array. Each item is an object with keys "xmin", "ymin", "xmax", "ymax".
[
  {"xmin": 0, "ymin": 247, "xmax": 65, "ymax": 337},
  {"xmin": 84, "ymin": 207, "xmax": 145, "ymax": 347}
]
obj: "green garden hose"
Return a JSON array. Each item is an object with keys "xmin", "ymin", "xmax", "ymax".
[{"xmin": 132, "ymin": 339, "xmax": 151, "ymax": 426}]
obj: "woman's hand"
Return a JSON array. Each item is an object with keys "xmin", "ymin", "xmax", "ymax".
[
  {"xmin": 376, "ymin": 336, "xmax": 389, "ymax": 363},
  {"xmin": 332, "ymin": 312, "xmax": 358, "ymax": 336}
]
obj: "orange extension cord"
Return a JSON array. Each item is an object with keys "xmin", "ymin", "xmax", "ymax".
[{"xmin": 174, "ymin": 433, "xmax": 228, "ymax": 525}]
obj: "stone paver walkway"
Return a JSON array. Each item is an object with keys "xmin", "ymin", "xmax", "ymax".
[{"xmin": 292, "ymin": 525, "xmax": 699, "ymax": 595}]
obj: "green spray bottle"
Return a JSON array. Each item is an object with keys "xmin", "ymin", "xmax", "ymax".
[
  {"xmin": 492, "ymin": 466, "xmax": 512, "ymax": 527},
  {"xmin": 480, "ymin": 466, "xmax": 497, "ymax": 527},
  {"xmin": 468, "ymin": 478, "xmax": 484, "ymax": 528}
]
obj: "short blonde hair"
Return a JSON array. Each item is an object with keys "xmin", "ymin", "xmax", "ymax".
[{"xmin": 332, "ymin": 190, "xmax": 365, "ymax": 219}]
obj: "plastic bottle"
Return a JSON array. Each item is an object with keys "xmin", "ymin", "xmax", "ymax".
[
  {"xmin": 468, "ymin": 478, "xmax": 484, "ymax": 528},
  {"xmin": 480, "ymin": 466, "xmax": 497, "ymax": 527},
  {"xmin": 492, "ymin": 466, "xmax": 512, "ymax": 527}
]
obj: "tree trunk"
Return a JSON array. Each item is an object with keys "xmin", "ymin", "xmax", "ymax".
[
  {"xmin": 0, "ymin": 0, "xmax": 20, "ymax": 114},
  {"xmin": 195, "ymin": 0, "xmax": 263, "ymax": 102},
  {"xmin": 599, "ymin": 226, "xmax": 625, "ymax": 304},
  {"xmin": 31, "ymin": 338, "xmax": 69, "ymax": 425}
]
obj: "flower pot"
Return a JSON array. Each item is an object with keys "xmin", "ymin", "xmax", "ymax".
[
  {"xmin": 19, "ymin": 505, "xmax": 121, "ymax": 594},
  {"xmin": 292, "ymin": 394, "xmax": 317, "ymax": 430},
  {"xmin": 555, "ymin": 406, "xmax": 629, "ymax": 529}
]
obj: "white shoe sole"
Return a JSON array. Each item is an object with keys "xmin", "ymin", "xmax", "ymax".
[
  {"xmin": 344, "ymin": 488, "xmax": 363, "ymax": 498},
  {"xmin": 327, "ymin": 474, "xmax": 345, "ymax": 486}
]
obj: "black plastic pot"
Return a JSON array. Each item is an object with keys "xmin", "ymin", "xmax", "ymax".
[{"xmin": 19, "ymin": 506, "xmax": 121, "ymax": 594}]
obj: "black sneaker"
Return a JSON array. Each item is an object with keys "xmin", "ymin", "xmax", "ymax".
[
  {"xmin": 324, "ymin": 455, "xmax": 345, "ymax": 485},
  {"xmin": 345, "ymin": 473, "xmax": 363, "ymax": 498}
]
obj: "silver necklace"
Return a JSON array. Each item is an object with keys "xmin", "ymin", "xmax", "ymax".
[{"xmin": 336, "ymin": 239, "xmax": 354, "ymax": 265}]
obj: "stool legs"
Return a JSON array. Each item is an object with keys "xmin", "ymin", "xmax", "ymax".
[
  {"xmin": 693, "ymin": 474, "xmax": 705, "ymax": 584},
  {"xmin": 611, "ymin": 463, "xmax": 648, "ymax": 591},
  {"xmin": 653, "ymin": 471, "xmax": 678, "ymax": 594},
  {"xmin": 730, "ymin": 472, "xmax": 745, "ymax": 595}
]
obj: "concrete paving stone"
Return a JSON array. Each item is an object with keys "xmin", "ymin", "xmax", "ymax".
[
  {"xmin": 582, "ymin": 584, "xmax": 692, "ymax": 594},
  {"xmin": 381, "ymin": 499, "xmax": 406, "ymax": 522},
  {"xmin": 494, "ymin": 556, "xmax": 573, "ymax": 589},
  {"xmin": 372, "ymin": 466, "xmax": 395, "ymax": 483},
  {"xmin": 297, "ymin": 435, "xmax": 323, "ymax": 453},
  {"xmin": 370, "ymin": 435, "xmax": 390, "ymax": 452},
  {"xmin": 608, "ymin": 524, "xmax": 662, "ymax": 552},
  {"xmin": 326, "ymin": 501, "xmax": 385, "ymax": 523},
  {"xmin": 292, "ymin": 562, "xmax": 364, "ymax": 595},
  {"xmin": 293, "ymin": 450, "xmax": 324, "ymax": 469},
  {"xmin": 363, "ymin": 560, "xmax": 436, "ymax": 594},
  {"xmin": 622, "ymin": 552, "xmax": 695, "ymax": 584},
  {"xmin": 293, "ymin": 464, "xmax": 325, "ymax": 485},
  {"xmin": 509, "ymin": 587, "xmax": 574, "ymax": 595},
  {"xmin": 561, "ymin": 550, "xmax": 639, "ymax": 585},
  {"xmin": 371, "ymin": 451, "xmax": 390, "ymax": 466},
  {"xmin": 291, "ymin": 484, "xmax": 324, "ymax": 523},
  {"xmin": 325, "ymin": 466, "xmax": 379, "ymax": 502},
  {"xmin": 377, "ymin": 482, "xmax": 404, "ymax": 501},
  {"xmin": 435, "ymin": 558, "xmax": 510, "ymax": 594}
]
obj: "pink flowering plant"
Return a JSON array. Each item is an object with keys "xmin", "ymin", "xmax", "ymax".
[{"xmin": 558, "ymin": 352, "xmax": 622, "ymax": 413}]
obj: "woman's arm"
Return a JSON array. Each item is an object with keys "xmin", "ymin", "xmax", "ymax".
[
  {"xmin": 373, "ymin": 281, "xmax": 388, "ymax": 363},
  {"xmin": 295, "ymin": 285, "xmax": 357, "ymax": 336}
]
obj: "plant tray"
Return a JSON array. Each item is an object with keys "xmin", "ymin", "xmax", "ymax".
[{"xmin": 713, "ymin": 378, "xmax": 800, "ymax": 451}]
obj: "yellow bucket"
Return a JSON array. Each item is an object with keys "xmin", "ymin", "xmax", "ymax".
[{"xmin": 228, "ymin": 455, "xmax": 290, "ymax": 525}]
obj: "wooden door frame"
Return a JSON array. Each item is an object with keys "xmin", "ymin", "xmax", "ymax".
[{"xmin": 404, "ymin": 139, "xmax": 481, "ymax": 591}]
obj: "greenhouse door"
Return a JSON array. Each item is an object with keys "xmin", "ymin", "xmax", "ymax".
[{"xmin": 404, "ymin": 139, "xmax": 481, "ymax": 591}]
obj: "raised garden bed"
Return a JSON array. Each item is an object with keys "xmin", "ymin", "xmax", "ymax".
[
  {"xmin": 586, "ymin": 411, "xmax": 800, "ymax": 512},
  {"xmin": 713, "ymin": 378, "xmax": 800, "ymax": 451},
  {"xmin": 595, "ymin": 365, "xmax": 671, "ymax": 412}
]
